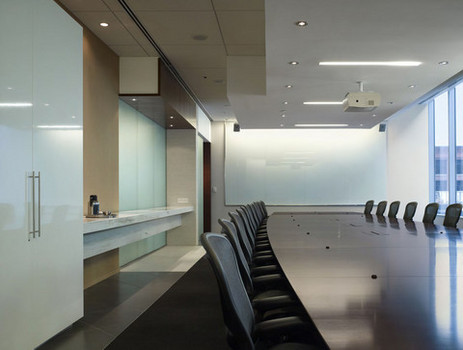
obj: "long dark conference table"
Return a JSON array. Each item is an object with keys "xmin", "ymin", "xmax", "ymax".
[{"xmin": 267, "ymin": 212, "xmax": 463, "ymax": 350}]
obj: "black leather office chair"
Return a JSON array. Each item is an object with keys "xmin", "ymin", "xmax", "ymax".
[
  {"xmin": 443, "ymin": 203, "xmax": 463, "ymax": 228},
  {"xmin": 364, "ymin": 200, "xmax": 374, "ymax": 215},
  {"xmin": 403, "ymin": 201, "xmax": 418, "ymax": 221},
  {"xmin": 229, "ymin": 212, "xmax": 275, "ymax": 266},
  {"xmin": 218, "ymin": 219, "xmax": 307, "ymax": 319},
  {"xmin": 201, "ymin": 232, "xmax": 325, "ymax": 350},
  {"xmin": 376, "ymin": 201, "xmax": 388, "ymax": 216},
  {"xmin": 422, "ymin": 203, "xmax": 439, "ymax": 224},
  {"xmin": 387, "ymin": 201, "xmax": 400, "ymax": 218}
]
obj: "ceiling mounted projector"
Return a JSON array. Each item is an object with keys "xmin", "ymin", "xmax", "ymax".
[
  {"xmin": 342, "ymin": 82, "xmax": 380, "ymax": 112},
  {"xmin": 343, "ymin": 91, "xmax": 381, "ymax": 112}
]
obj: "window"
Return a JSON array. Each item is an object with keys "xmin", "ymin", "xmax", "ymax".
[
  {"xmin": 430, "ymin": 81, "xmax": 463, "ymax": 213},
  {"xmin": 433, "ymin": 91, "xmax": 449, "ymax": 209}
]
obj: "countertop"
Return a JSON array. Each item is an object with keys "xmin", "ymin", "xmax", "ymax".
[{"xmin": 83, "ymin": 206, "xmax": 194, "ymax": 234}]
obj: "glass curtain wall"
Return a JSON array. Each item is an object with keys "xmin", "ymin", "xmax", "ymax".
[{"xmin": 430, "ymin": 80, "xmax": 463, "ymax": 213}]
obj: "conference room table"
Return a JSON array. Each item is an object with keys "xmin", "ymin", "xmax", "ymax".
[{"xmin": 267, "ymin": 212, "xmax": 463, "ymax": 350}]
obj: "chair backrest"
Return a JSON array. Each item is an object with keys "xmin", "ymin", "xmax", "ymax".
[
  {"xmin": 201, "ymin": 232, "xmax": 255, "ymax": 350},
  {"xmin": 403, "ymin": 201, "xmax": 418, "ymax": 221},
  {"xmin": 259, "ymin": 201, "xmax": 268, "ymax": 217},
  {"xmin": 229, "ymin": 212, "xmax": 254, "ymax": 264},
  {"xmin": 387, "ymin": 201, "xmax": 400, "ymax": 218},
  {"xmin": 376, "ymin": 201, "xmax": 388, "ymax": 216},
  {"xmin": 218, "ymin": 219, "xmax": 254, "ymax": 295},
  {"xmin": 422, "ymin": 203, "xmax": 439, "ymax": 224},
  {"xmin": 443, "ymin": 203, "xmax": 463, "ymax": 228},
  {"xmin": 364, "ymin": 200, "xmax": 374, "ymax": 215},
  {"xmin": 236, "ymin": 208, "xmax": 257, "ymax": 246}
]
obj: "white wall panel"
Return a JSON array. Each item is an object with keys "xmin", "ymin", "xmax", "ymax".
[{"xmin": 387, "ymin": 104, "xmax": 429, "ymax": 218}]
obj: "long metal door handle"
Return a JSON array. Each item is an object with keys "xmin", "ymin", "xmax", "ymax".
[
  {"xmin": 29, "ymin": 171, "xmax": 36, "ymax": 240},
  {"xmin": 37, "ymin": 171, "xmax": 41, "ymax": 237}
]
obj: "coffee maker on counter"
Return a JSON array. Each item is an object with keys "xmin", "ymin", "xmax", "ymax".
[
  {"xmin": 88, "ymin": 195, "xmax": 100, "ymax": 216},
  {"xmin": 86, "ymin": 195, "xmax": 115, "ymax": 218}
]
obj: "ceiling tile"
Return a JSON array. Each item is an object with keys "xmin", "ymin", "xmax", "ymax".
[
  {"xmin": 226, "ymin": 45, "xmax": 265, "ymax": 56},
  {"xmin": 217, "ymin": 11, "xmax": 265, "ymax": 46},
  {"xmin": 162, "ymin": 45, "xmax": 227, "ymax": 69},
  {"xmin": 58, "ymin": 0, "xmax": 109, "ymax": 11},
  {"xmin": 100, "ymin": 0, "xmax": 125, "ymax": 11},
  {"xmin": 125, "ymin": 0, "xmax": 212, "ymax": 11},
  {"xmin": 135, "ymin": 11, "xmax": 222, "ymax": 45},
  {"xmin": 212, "ymin": 0, "xmax": 264, "ymax": 11},
  {"xmin": 113, "ymin": 11, "xmax": 160, "ymax": 56},
  {"xmin": 73, "ymin": 11, "xmax": 139, "ymax": 46}
]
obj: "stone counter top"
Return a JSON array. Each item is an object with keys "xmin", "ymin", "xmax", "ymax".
[{"xmin": 83, "ymin": 206, "xmax": 194, "ymax": 234}]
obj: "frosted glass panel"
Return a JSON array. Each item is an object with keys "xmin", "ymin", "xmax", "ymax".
[
  {"xmin": 225, "ymin": 123, "xmax": 387, "ymax": 205},
  {"xmin": 119, "ymin": 101, "xmax": 138, "ymax": 209},
  {"xmin": 119, "ymin": 100, "xmax": 167, "ymax": 266},
  {"xmin": 119, "ymin": 100, "xmax": 166, "ymax": 210}
]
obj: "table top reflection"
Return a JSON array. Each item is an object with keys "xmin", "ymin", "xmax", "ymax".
[{"xmin": 267, "ymin": 212, "xmax": 463, "ymax": 350}]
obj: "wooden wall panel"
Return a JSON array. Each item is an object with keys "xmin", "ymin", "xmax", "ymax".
[{"xmin": 83, "ymin": 28, "xmax": 119, "ymax": 213}]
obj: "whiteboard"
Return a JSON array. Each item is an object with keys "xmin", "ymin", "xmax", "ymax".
[{"xmin": 225, "ymin": 123, "xmax": 387, "ymax": 205}]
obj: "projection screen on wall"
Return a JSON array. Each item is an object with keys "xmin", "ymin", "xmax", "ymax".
[{"xmin": 224, "ymin": 123, "xmax": 387, "ymax": 205}]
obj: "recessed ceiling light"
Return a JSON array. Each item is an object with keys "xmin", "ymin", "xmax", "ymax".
[
  {"xmin": 71, "ymin": 115, "xmax": 76, "ymax": 119},
  {"xmin": 131, "ymin": 98, "xmax": 137, "ymax": 101},
  {"xmin": 360, "ymin": 124, "xmax": 364, "ymax": 127},
  {"xmin": 438, "ymin": 61, "xmax": 449, "ymax": 65},
  {"xmin": 281, "ymin": 114, "xmax": 286, "ymax": 118},
  {"xmin": 295, "ymin": 123, "xmax": 348, "ymax": 127},
  {"xmin": 408, "ymin": 85, "xmax": 416, "ymax": 88},
  {"xmin": 295, "ymin": 21, "xmax": 308, "ymax": 27},
  {"xmin": 283, "ymin": 101, "xmax": 288, "ymax": 105},
  {"xmin": 372, "ymin": 114, "xmax": 377, "ymax": 117},
  {"xmin": 169, "ymin": 116, "xmax": 174, "ymax": 119},
  {"xmin": 303, "ymin": 101, "xmax": 343, "ymax": 105},
  {"xmin": 7, "ymin": 87, "xmax": 13, "ymax": 90},
  {"xmin": 285, "ymin": 85, "xmax": 293, "ymax": 88},
  {"xmin": 169, "ymin": 124, "xmax": 174, "ymax": 128},
  {"xmin": 289, "ymin": 61, "xmax": 299, "ymax": 65},
  {"xmin": 280, "ymin": 124, "xmax": 284, "ymax": 127},
  {"xmin": 100, "ymin": 22, "xmax": 109, "ymax": 27},
  {"xmin": 319, "ymin": 61, "xmax": 422, "ymax": 67}
]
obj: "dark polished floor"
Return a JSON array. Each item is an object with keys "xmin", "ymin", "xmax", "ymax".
[
  {"xmin": 38, "ymin": 271, "xmax": 184, "ymax": 350},
  {"xmin": 38, "ymin": 246, "xmax": 204, "ymax": 350}
]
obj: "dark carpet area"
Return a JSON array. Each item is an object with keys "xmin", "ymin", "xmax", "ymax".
[{"xmin": 105, "ymin": 257, "xmax": 231, "ymax": 350}]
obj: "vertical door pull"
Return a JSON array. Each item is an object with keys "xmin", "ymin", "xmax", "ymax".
[
  {"xmin": 37, "ymin": 171, "xmax": 41, "ymax": 237},
  {"xmin": 28, "ymin": 171, "xmax": 36, "ymax": 240},
  {"xmin": 28, "ymin": 171, "xmax": 41, "ymax": 239}
]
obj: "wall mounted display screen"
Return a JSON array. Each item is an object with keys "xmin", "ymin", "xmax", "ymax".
[{"xmin": 225, "ymin": 123, "xmax": 387, "ymax": 205}]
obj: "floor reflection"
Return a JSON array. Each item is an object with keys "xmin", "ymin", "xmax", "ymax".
[{"xmin": 431, "ymin": 231, "xmax": 463, "ymax": 349}]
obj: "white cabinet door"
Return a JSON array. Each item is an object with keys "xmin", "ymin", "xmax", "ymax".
[
  {"xmin": 0, "ymin": 0, "xmax": 83, "ymax": 348},
  {"xmin": 28, "ymin": 0, "xmax": 84, "ymax": 346},
  {"xmin": 0, "ymin": 1, "xmax": 35, "ymax": 349}
]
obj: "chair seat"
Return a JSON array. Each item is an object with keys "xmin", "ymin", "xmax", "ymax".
[{"xmin": 251, "ymin": 264, "xmax": 281, "ymax": 276}]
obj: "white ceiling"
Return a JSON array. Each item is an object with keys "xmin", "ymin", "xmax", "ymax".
[{"xmin": 59, "ymin": 0, "xmax": 463, "ymax": 129}]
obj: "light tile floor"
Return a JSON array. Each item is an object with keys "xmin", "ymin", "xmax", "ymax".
[{"xmin": 38, "ymin": 245, "xmax": 205, "ymax": 350}]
